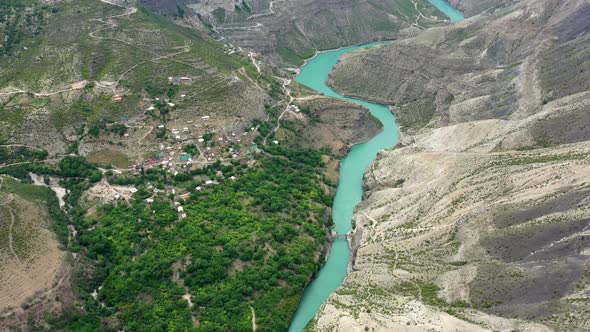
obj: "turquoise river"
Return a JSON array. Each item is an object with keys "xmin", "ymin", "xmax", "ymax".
[{"xmin": 288, "ymin": 2, "xmax": 464, "ymax": 331}]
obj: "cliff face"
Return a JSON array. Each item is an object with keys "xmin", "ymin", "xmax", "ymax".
[{"xmin": 310, "ymin": 0, "xmax": 590, "ymax": 330}]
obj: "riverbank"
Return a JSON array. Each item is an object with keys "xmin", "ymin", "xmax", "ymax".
[
  {"xmin": 305, "ymin": 0, "xmax": 590, "ymax": 330},
  {"xmin": 288, "ymin": 42, "xmax": 399, "ymax": 332},
  {"xmin": 288, "ymin": 1, "xmax": 466, "ymax": 331}
]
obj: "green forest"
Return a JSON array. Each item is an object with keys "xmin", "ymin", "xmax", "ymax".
[{"xmin": 1, "ymin": 148, "xmax": 334, "ymax": 331}]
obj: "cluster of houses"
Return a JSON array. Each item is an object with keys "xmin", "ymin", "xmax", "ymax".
[
  {"xmin": 223, "ymin": 43, "xmax": 241, "ymax": 55},
  {"xmin": 126, "ymin": 115, "xmax": 261, "ymax": 180}
]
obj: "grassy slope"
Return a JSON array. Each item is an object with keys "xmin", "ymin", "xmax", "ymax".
[{"xmin": 0, "ymin": 0, "xmax": 265, "ymax": 148}]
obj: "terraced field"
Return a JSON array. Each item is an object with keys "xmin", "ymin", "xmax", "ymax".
[{"xmin": 0, "ymin": 178, "xmax": 65, "ymax": 314}]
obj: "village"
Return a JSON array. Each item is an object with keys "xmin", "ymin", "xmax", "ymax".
[{"xmin": 101, "ymin": 71, "xmax": 299, "ymax": 217}]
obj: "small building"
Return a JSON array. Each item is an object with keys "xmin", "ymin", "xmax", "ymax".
[
  {"xmin": 195, "ymin": 186, "xmax": 202, "ymax": 191},
  {"xmin": 177, "ymin": 206, "xmax": 184, "ymax": 213},
  {"xmin": 273, "ymin": 140, "xmax": 279, "ymax": 145},
  {"xmin": 145, "ymin": 198, "xmax": 154, "ymax": 203},
  {"xmin": 113, "ymin": 95, "xmax": 122, "ymax": 101},
  {"xmin": 201, "ymin": 115, "xmax": 210, "ymax": 120},
  {"xmin": 180, "ymin": 154, "xmax": 192, "ymax": 162}
]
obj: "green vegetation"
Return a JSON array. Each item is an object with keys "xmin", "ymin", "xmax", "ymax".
[
  {"xmin": 493, "ymin": 151, "xmax": 590, "ymax": 166},
  {"xmin": 212, "ymin": 7, "xmax": 225, "ymax": 23},
  {"xmin": 0, "ymin": 145, "xmax": 48, "ymax": 164},
  {"xmin": 0, "ymin": 0, "xmax": 47, "ymax": 57},
  {"xmin": 396, "ymin": 281, "xmax": 447, "ymax": 307},
  {"xmin": 86, "ymin": 150, "xmax": 130, "ymax": 169},
  {"xmin": 0, "ymin": 176, "xmax": 69, "ymax": 246},
  {"xmin": 46, "ymin": 148, "xmax": 332, "ymax": 331},
  {"xmin": 396, "ymin": 97, "xmax": 436, "ymax": 129},
  {"xmin": 182, "ymin": 144, "xmax": 199, "ymax": 156},
  {"xmin": 1, "ymin": 0, "xmax": 260, "ymax": 142}
]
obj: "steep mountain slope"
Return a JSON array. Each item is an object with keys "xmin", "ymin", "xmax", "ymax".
[
  {"xmin": 142, "ymin": 0, "xmax": 447, "ymax": 65},
  {"xmin": 310, "ymin": 0, "xmax": 590, "ymax": 330},
  {"xmin": 0, "ymin": 0, "xmax": 270, "ymax": 160},
  {"xmin": 328, "ymin": 0, "xmax": 590, "ymax": 133},
  {"xmin": 448, "ymin": 0, "xmax": 515, "ymax": 16}
]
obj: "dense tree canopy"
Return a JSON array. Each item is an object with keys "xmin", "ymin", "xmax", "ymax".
[{"xmin": 51, "ymin": 149, "xmax": 332, "ymax": 331}]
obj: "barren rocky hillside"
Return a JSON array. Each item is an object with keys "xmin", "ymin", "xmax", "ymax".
[
  {"xmin": 310, "ymin": 0, "xmax": 590, "ymax": 330},
  {"xmin": 328, "ymin": 0, "xmax": 590, "ymax": 132}
]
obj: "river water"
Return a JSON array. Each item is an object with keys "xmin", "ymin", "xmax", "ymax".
[{"xmin": 288, "ymin": 3, "xmax": 464, "ymax": 331}]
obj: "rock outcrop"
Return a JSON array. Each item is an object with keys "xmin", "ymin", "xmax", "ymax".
[{"xmin": 282, "ymin": 96, "xmax": 382, "ymax": 157}]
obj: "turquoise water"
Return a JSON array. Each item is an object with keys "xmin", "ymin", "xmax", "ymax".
[
  {"xmin": 428, "ymin": 0, "xmax": 464, "ymax": 21},
  {"xmin": 288, "ymin": 43, "xmax": 398, "ymax": 332},
  {"xmin": 288, "ymin": 1, "xmax": 463, "ymax": 331}
]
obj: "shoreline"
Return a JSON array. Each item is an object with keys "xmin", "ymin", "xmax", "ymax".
[
  {"xmin": 288, "ymin": 41, "xmax": 399, "ymax": 331},
  {"xmin": 297, "ymin": 39, "xmax": 394, "ymax": 69}
]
